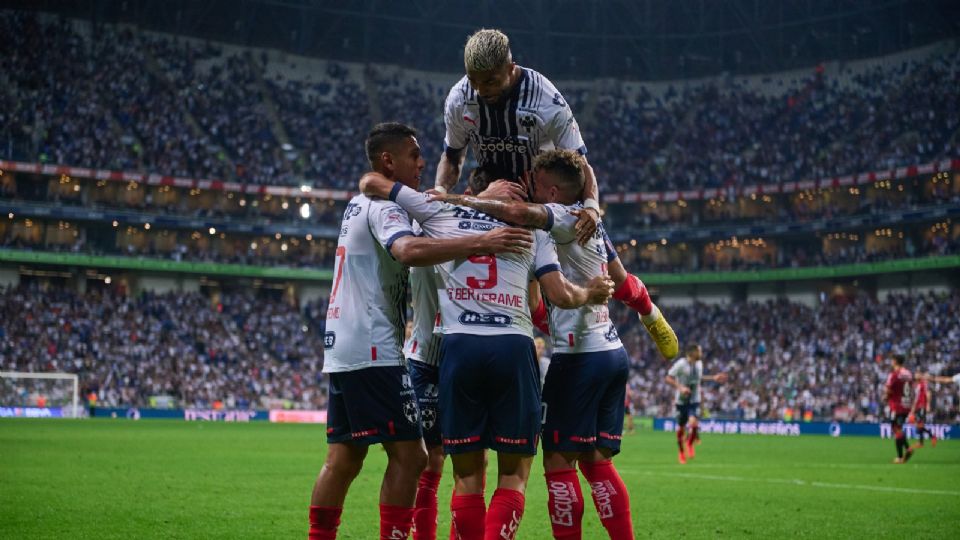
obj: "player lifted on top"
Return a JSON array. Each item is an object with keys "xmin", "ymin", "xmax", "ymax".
[
  {"xmin": 437, "ymin": 28, "xmax": 678, "ymax": 360},
  {"xmin": 360, "ymin": 168, "xmax": 613, "ymax": 540},
  {"xmin": 310, "ymin": 123, "xmax": 535, "ymax": 540},
  {"xmin": 665, "ymin": 344, "xmax": 728, "ymax": 464},
  {"xmin": 884, "ymin": 354, "xmax": 915, "ymax": 463},
  {"xmin": 430, "ymin": 149, "xmax": 640, "ymax": 538}
]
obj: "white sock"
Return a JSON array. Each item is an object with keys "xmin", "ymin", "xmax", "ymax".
[{"xmin": 640, "ymin": 304, "xmax": 660, "ymax": 325}]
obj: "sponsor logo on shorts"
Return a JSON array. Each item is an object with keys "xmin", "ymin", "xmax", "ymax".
[
  {"xmin": 351, "ymin": 428, "xmax": 379, "ymax": 438},
  {"xmin": 569, "ymin": 435, "xmax": 597, "ymax": 443},
  {"xmin": 494, "ymin": 436, "xmax": 528, "ymax": 445},
  {"xmin": 590, "ymin": 480, "xmax": 617, "ymax": 519},
  {"xmin": 548, "ymin": 480, "xmax": 579, "ymax": 527},
  {"xmin": 599, "ymin": 431, "xmax": 622, "ymax": 440}
]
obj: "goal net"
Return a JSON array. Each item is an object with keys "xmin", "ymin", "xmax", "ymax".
[{"xmin": 0, "ymin": 371, "xmax": 81, "ymax": 418}]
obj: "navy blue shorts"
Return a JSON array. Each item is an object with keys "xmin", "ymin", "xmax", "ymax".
[
  {"xmin": 676, "ymin": 402, "xmax": 700, "ymax": 427},
  {"xmin": 407, "ymin": 359, "xmax": 441, "ymax": 447},
  {"xmin": 326, "ymin": 365, "xmax": 422, "ymax": 446},
  {"xmin": 439, "ymin": 333, "xmax": 541, "ymax": 455},
  {"xmin": 542, "ymin": 348, "xmax": 629, "ymax": 455}
]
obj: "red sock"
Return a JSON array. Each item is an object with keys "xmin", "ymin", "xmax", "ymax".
[
  {"xmin": 688, "ymin": 425, "xmax": 700, "ymax": 445},
  {"xmin": 578, "ymin": 461, "xmax": 634, "ymax": 540},
  {"xmin": 484, "ymin": 488, "xmax": 525, "ymax": 540},
  {"xmin": 380, "ymin": 504, "xmax": 415, "ymax": 540},
  {"xmin": 309, "ymin": 505, "xmax": 342, "ymax": 540},
  {"xmin": 612, "ymin": 274, "xmax": 652, "ymax": 315},
  {"xmin": 545, "ymin": 469, "xmax": 584, "ymax": 539},
  {"xmin": 676, "ymin": 427, "xmax": 686, "ymax": 452},
  {"xmin": 451, "ymin": 493, "xmax": 486, "ymax": 540},
  {"xmin": 414, "ymin": 471, "xmax": 442, "ymax": 540}
]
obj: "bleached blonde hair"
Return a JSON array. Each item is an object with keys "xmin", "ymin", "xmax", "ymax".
[{"xmin": 464, "ymin": 28, "xmax": 511, "ymax": 72}]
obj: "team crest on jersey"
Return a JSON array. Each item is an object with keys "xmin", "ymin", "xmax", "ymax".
[{"xmin": 604, "ymin": 324, "xmax": 619, "ymax": 342}]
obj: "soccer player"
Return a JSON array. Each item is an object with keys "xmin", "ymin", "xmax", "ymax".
[
  {"xmin": 884, "ymin": 354, "xmax": 914, "ymax": 464},
  {"xmin": 310, "ymin": 123, "xmax": 535, "ymax": 540},
  {"xmin": 436, "ymin": 28, "xmax": 600, "ymax": 244},
  {"xmin": 428, "ymin": 150, "xmax": 638, "ymax": 538},
  {"xmin": 359, "ymin": 168, "xmax": 614, "ymax": 540},
  {"xmin": 665, "ymin": 344, "xmax": 727, "ymax": 464},
  {"xmin": 908, "ymin": 375, "xmax": 936, "ymax": 449}
]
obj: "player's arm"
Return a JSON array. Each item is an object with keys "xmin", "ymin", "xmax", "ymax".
[
  {"xmin": 528, "ymin": 280, "xmax": 550, "ymax": 335},
  {"xmin": 924, "ymin": 374, "xmax": 956, "ymax": 384},
  {"xmin": 537, "ymin": 270, "xmax": 612, "ymax": 309},
  {"xmin": 436, "ymin": 147, "xmax": 466, "ymax": 193},
  {"xmin": 574, "ymin": 156, "xmax": 600, "ymax": 245},
  {"xmin": 664, "ymin": 374, "xmax": 691, "ymax": 397},
  {"xmin": 429, "ymin": 192, "xmax": 550, "ymax": 229},
  {"xmin": 389, "ymin": 229, "xmax": 532, "ymax": 267},
  {"xmin": 703, "ymin": 373, "xmax": 729, "ymax": 384}
]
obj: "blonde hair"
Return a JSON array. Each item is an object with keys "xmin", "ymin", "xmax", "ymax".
[{"xmin": 464, "ymin": 28, "xmax": 511, "ymax": 72}]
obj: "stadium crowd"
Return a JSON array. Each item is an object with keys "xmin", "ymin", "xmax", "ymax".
[
  {"xmin": 2, "ymin": 12, "xmax": 957, "ymax": 194},
  {"xmin": 1, "ymin": 283, "xmax": 958, "ymax": 424},
  {"xmin": 617, "ymin": 291, "xmax": 960, "ymax": 423}
]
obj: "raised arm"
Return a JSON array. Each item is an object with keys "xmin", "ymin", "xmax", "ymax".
[
  {"xmin": 430, "ymin": 192, "xmax": 550, "ymax": 229},
  {"xmin": 436, "ymin": 148, "xmax": 467, "ymax": 193}
]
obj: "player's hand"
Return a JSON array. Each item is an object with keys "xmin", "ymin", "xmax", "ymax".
[
  {"xmin": 584, "ymin": 275, "xmax": 615, "ymax": 305},
  {"xmin": 908, "ymin": 413, "xmax": 916, "ymax": 424},
  {"xmin": 715, "ymin": 372, "xmax": 729, "ymax": 384},
  {"xmin": 475, "ymin": 227, "xmax": 533, "ymax": 254},
  {"xmin": 478, "ymin": 179, "xmax": 527, "ymax": 201},
  {"xmin": 572, "ymin": 207, "xmax": 599, "ymax": 246},
  {"xmin": 680, "ymin": 386, "xmax": 691, "ymax": 397}
]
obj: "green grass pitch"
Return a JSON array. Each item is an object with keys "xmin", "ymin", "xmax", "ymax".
[{"xmin": 2, "ymin": 419, "xmax": 959, "ymax": 539}]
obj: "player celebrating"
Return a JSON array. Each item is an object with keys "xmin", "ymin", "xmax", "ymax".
[
  {"xmin": 884, "ymin": 354, "xmax": 915, "ymax": 463},
  {"xmin": 665, "ymin": 344, "xmax": 727, "ymax": 464},
  {"xmin": 310, "ymin": 123, "xmax": 535, "ymax": 540},
  {"xmin": 429, "ymin": 150, "xmax": 639, "ymax": 538},
  {"xmin": 359, "ymin": 168, "xmax": 613, "ymax": 540}
]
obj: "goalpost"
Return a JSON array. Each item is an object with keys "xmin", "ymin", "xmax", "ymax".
[{"xmin": 0, "ymin": 371, "xmax": 81, "ymax": 418}]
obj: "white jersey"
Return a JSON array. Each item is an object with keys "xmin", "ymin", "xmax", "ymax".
[
  {"xmin": 668, "ymin": 357, "xmax": 703, "ymax": 405},
  {"xmin": 391, "ymin": 184, "xmax": 561, "ymax": 338},
  {"xmin": 444, "ymin": 67, "xmax": 586, "ymax": 180},
  {"xmin": 403, "ymin": 264, "xmax": 443, "ymax": 367},
  {"xmin": 954, "ymin": 373, "xmax": 960, "ymax": 386},
  {"xmin": 543, "ymin": 203, "xmax": 622, "ymax": 354},
  {"xmin": 323, "ymin": 194, "xmax": 414, "ymax": 373}
]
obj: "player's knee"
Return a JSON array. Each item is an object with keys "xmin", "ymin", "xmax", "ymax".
[
  {"xmin": 322, "ymin": 454, "xmax": 365, "ymax": 481},
  {"xmin": 391, "ymin": 444, "xmax": 428, "ymax": 473},
  {"xmin": 425, "ymin": 445, "xmax": 445, "ymax": 473}
]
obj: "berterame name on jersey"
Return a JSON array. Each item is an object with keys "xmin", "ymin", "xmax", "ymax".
[
  {"xmin": 668, "ymin": 357, "xmax": 703, "ymax": 405},
  {"xmin": 444, "ymin": 67, "xmax": 586, "ymax": 180},
  {"xmin": 389, "ymin": 184, "xmax": 561, "ymax": 338},
  {"xmin": 323, "ymin": 194, "xmax": 413, "ymax": 373},
  {"xmin": 543, "ymin": 202, "xmax": 622, "ymax": 354}
]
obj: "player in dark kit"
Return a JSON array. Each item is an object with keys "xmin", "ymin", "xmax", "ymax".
[
  {"xmin": 884, "ymin": 354, "xmax": 914, "ymax": 464},
  {"xmin": 909, "ymin": 376, "xmax": 937, "ymax": 449}
]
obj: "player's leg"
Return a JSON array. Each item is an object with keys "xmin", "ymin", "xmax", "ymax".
[
  {"xmin": 686, "ymin": 412, "xmax": 700, "ymax": 459},
  {"xmin": 310, "ymin": 372, "xmax": 367, "ymax": 539},
  {"xmin": 607, "ymin": 257, "xmax": 678, "ymax": 359},
  {"xmin": 579, "ymin": 349, "xmax": 633, "ymax": 540},
  {"xmin": 891, "ymin": 412, "xmax": 909, "ymax": 463},
  {"xmin": 675, "ymin": 405, "xmax": 689, "ymax": 464},
  {"xmin": 439, "ymin": 335, "xmax": 490, "ymax": 539},
  {"xmin": 311, "ymin": 442, "xmax": 369, "ymax": 539},
  {"xmin": 485, "ymin": 335, "xmax": 542, "ymax": 540},
  {"xmin": 408, "ymin": 360, "xmax": 444, "ymax": 540},
  {"xmin": 541, "ymin": 352, "xmax": 598, "ymax": 539}
]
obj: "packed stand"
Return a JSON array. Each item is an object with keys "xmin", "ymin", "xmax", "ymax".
[
  {"xmin": 0, "ymin": 284, "xmax": 330, "ymax": 410},
  {"xmin": 615, "ymin": 291, "xmax": 960, "ymax": 423}
]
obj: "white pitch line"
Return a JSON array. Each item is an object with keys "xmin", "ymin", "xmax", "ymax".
[{"xmin": 621, "ymin": 469, "xmax": 960, "ymax": 497}]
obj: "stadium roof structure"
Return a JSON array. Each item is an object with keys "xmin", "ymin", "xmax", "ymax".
[{"xmin": 16, "ymin": 0, "xmax": 960, "ymax": 80}]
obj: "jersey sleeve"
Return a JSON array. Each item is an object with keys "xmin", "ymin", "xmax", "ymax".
[
  {"xmin": 667, "ymin": 360, "xmax": 682, "ymax": 378},
  {"xmin": 953, "ymin": 374, "xmax": 960, "ymax": 386},
  {"xmin": 546, "ymin": 96, "xmax": 587, "ymax": 154},
  {"xmin": 369, "ymin": 201, "xmax": 415, "ymax": 257},
  {"xmin": 390, "ymin": 184, "xmax": 444, "ymax": 225},
  {"xmin": 443, "ymin": 83, "xmax": 469, "ymax": 152},
  {"xmin": 532, "ymin": 229, "xmax": 561, "ymax": 278},
  {"xmin": 600, "ymin": 226, "xmax": 618, "ymax": 263},
  {"xmin": 543, "ymin": 203, "xmax": 578, "ymax": 243}
]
